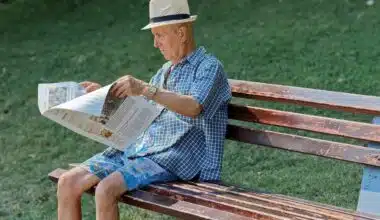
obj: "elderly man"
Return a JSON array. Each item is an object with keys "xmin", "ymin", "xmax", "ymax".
[{"xmin": 56, "ymin": 0, "xmax": 231, "ymax": 219}]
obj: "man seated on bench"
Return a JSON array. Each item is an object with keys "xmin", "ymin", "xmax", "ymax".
[{"xmin": 56, "ymin": 0, "xmax": 232, "ymax": 219}]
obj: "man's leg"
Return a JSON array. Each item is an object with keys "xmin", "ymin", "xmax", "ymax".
[
  {"xmin": 57, "ymin": 166, "xmax": 101, "ymax": 220},
  {"xmin": 95, "ymin": 171, "xmax": 127, "ymax": 220},
  {"xmin": 94, "ymin": 156, "xmax": 177, "ymax": 220}
]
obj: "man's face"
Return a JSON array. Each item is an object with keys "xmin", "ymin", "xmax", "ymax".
[{"xmin": 151, "ymin": 25, "xmax": 182, "ymax": 61}]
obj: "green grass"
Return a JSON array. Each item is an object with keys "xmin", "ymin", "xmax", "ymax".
[{"xmin": 1, "ymin": 0, "xmax": 380, "ymax": 219}]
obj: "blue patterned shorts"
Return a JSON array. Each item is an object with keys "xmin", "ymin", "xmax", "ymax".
[{"xmin": 81, "ymin": 149, "xmax": 178, "ymax": 191}]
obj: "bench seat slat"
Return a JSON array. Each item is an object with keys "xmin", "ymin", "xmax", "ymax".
[
  {"xmin": 150, "ymin": 182, "xmax": 342, "ymax": 220},
  {"xmin": 229, "ymin": 104, "xmax": 380, "ymax": 143},
  {"xmin": 148, "ymin": 183, "xmax": 316, "ymax": 220},
  {"xmin": 48, "ymin": 169, "xmax": 252, "ymax": 220},
  {"xmin": 191, "ymin": 182, "xmax": 379, "ymax": 220},
  {"xmin": 229, "ymin": 79, "xmax": 380, "ymax": 115},
  {"xmin": 226, "ymin": 125, "xmax": 380, "ymax": 167},
  {"xmin": 48, "ymin": 168, "xmax": 379, "ymax": 220}
]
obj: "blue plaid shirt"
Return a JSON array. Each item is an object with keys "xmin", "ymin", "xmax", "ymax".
[{"xmin": 105, "ymin": 46, "xmax": 231, "ymax": 182}]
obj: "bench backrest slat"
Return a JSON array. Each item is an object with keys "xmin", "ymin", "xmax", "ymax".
[
  {"xmin": 229, "ymin": 79, "xmax": 380, "ymax": 115},
  {"xmin": 226, "ymin": 125, "xmax": 380, "ymax": 167},
  {"xmin": 229, "ymin": 104, "xmax": 380, "ymax": 143}
]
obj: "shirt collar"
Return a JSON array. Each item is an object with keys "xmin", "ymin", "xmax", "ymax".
[{"xmin": 178, "ymin": 46, "xmax": 206, "ymax": 66}]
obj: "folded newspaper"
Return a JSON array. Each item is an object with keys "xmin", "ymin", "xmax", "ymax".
[{"xmin": 38, "ymin": 81, "xmax": 162, "ymax": 151}]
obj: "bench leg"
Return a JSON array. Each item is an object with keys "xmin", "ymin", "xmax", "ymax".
[{"xmin": 357, "ymin": 117, "xmax": 380, "ymax": 215}]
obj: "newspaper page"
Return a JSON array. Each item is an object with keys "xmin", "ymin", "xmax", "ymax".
[
  {"xmin": 38, "ymin": 82, "xmax": 86, "ymax": 114},
  {"xmin": 38, "ymin": 82, "xmax": 162, "ymax": 151}
]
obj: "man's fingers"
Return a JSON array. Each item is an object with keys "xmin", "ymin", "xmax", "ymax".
[
  {"xmin": 86, "ymin": 84, "xmax": 99, "ymax": 93},
  {"xmin": 80, "ymin": 81, "xmax": 101, "ymax": 93},
  {"xmin": 79, "ymin": 81, "xmax": 92, "ymax": 87},
  {"xmin": 117, "ymin": 83, "xmax": 131, "ymax": 98},
  {"xmin": 118, "ymin": 90, "xmax": 129, "ymax": 99},
  {"xmin": 110, "ymin": 82, "xmax": 122, "ymax": 94},
  {"xmin": 112, "ymin": 83, "xmax": 125, "ymax": 97},
  {"xmin": 112, "ymin": 80, "xmax": 132, "ymax": 97},
  {"xmin": 116, "ymin": 84, "xmax": 130, "ymax": 98},
  {"xmin": 110, "ymin": 75, "xmax": 136, "ymax": 97}
]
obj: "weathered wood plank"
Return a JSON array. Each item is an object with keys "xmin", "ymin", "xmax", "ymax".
[
  {"xmin": 48, "ymin": 168, "xmax": 379, "ymax": 220},
  {"xmin": 226, "ymin": 124, "xmax": 380, "ymax": 167},
  {"xmin": 149, "ymin": 182, "xmax": 339, "ymax": 220},
  {"xmin": 229, "ymin": 104, "xmax": 380, "ymax": 142},
  {"xmin": 229, "ymin": 79, "xmax": 380, "ymax": 115},
  {"xmin": 191, "ymin": 182, "xmax": 380, "ymax": 220},
  {"xmin": 48, "ymin": 169, "xmax": 253, "ymax": 220}
]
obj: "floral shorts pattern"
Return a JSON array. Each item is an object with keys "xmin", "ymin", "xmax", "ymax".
[{"xmin": 81, "ymin": 149, "xmax": 178, "ymax": 191}]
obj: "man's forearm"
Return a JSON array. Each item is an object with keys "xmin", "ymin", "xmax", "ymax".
[{"xmin": 150, "ymin": 88, "xmax": 202, "ymax": 118}]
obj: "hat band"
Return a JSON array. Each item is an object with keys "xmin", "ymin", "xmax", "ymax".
[{"xmin": 150, "ymin": 14, "xmax": 190, "ymax": 23}]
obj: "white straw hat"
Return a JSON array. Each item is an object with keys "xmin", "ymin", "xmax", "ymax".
[{"xmin": 142, "ymin": 0, "xmax": 197, "ymax": 30}]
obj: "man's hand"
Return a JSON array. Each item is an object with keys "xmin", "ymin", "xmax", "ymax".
[
  {"xmin": 111, "ymin": 75, "xmax": 148, "ymax": 98},
  {"xmin": 79, "ymin": 81, "xmax": 102, "ymax": 93}
]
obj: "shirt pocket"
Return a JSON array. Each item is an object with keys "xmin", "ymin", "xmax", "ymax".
[{"xmin": 168, "ymin": 74, "xmax": 192, "ymax": 95}]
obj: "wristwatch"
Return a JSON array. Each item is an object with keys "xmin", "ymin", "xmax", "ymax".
[{"xmin": 143, "ymin": 85, "xmax": 158, "ymax": 99}]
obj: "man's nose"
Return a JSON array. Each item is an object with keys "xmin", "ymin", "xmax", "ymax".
[{"xmin": 153, "ymin": 38, "xmax": 159, "ymax": 48}]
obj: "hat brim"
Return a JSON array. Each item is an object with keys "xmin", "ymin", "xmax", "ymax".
[{"xmin": 141, "ymin": 15, "xmax": 197, "ymax": 30}]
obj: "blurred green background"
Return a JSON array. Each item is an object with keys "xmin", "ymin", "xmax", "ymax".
[{"xmin": 1, "ymin": 0, "xmax": 379, "ymax": 219}]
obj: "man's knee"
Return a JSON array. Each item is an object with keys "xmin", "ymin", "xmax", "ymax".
[
  {"xmin": 57, "ymin": 171, "xmax": 82, "ymax": 199},
  {"xmin": 95, "ymin": 180, "xmax": 117, "ymax": 203},
  {"xmin": 57, "ymin": 167, "xmax": 95, "ymax": 199},
  {"xmin": 95, "ymin": 172, "xmax": 126, "ymax": 203}
]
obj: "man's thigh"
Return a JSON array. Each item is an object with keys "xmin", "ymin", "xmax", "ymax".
[
  {"xmin": 117, "ymin": 157, "xmax": 178, "ymax": 191},
  {"xmin": 81, "ymin": 150, "xmax": 177, "ymax": 191},
  {"xmin": 81, "ymin": 149, "xmax": 124, "ymax": 180}
]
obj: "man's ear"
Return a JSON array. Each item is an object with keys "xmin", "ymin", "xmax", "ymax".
[{"xmin": 178, "ymin": 26, "xmax": 187, "ymax": 43}]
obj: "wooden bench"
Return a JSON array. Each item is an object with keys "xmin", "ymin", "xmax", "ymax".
[{"xmin": 48, "ymin": 79, "xmax": 380, "ymax": 219}]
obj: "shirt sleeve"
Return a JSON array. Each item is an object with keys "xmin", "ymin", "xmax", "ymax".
[{"xmin": 190, "ymin": 59, "xmax": 231, "ymax": 119}]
